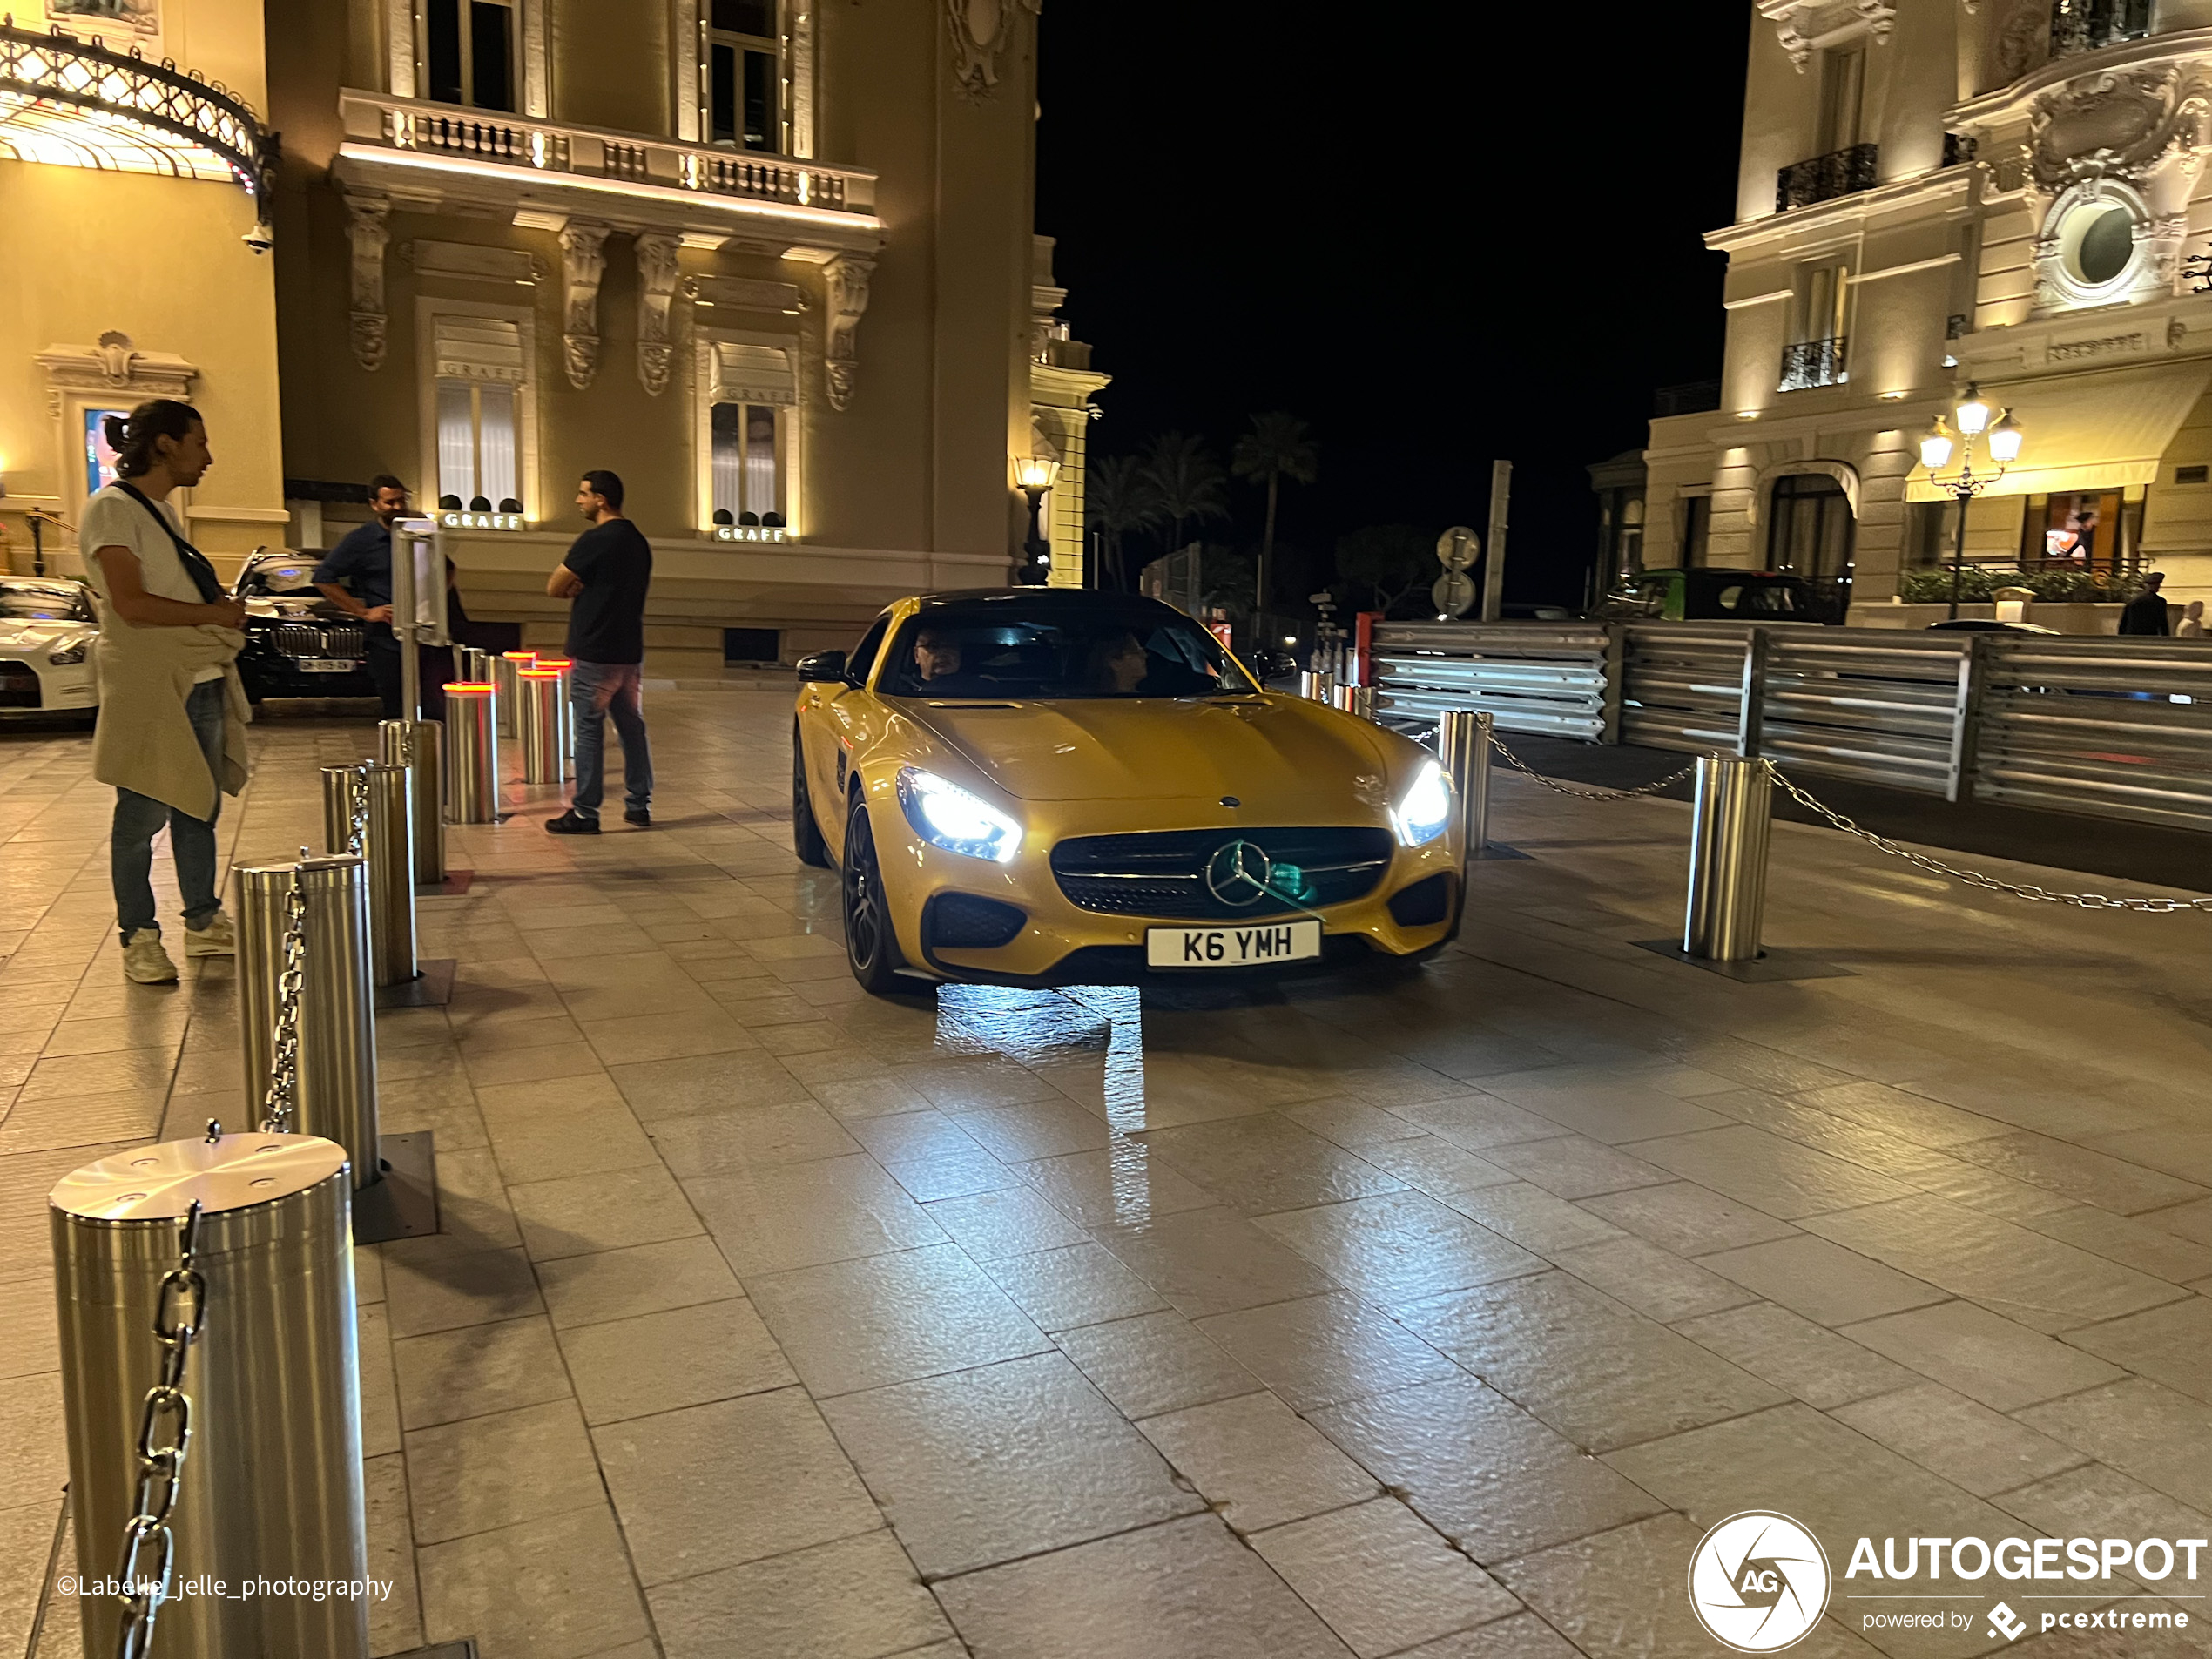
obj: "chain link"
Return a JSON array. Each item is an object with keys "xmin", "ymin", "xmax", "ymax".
[
  {"xmin": 345, "ymin": 763, "xmax": 371, "ymax": 859},
  {"xmin": 1486, "ymin": 734, "xmax": 1700, "ymax": 801},
  {"xmin": 1758, "ymin": 759, "xmax": 2212, "ymax": 914},
  {"xmin": 259, "ymin": 873, "xmax": 309, "ymax": 1133},
  {"xmin": 113, "ymin": 1200, "xmax": 206, "ymax": 1659}
]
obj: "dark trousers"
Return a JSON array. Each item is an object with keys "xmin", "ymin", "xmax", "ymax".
[{"xmin": 366, "ymin": 640, "xmax": 453, "ymax": 721}]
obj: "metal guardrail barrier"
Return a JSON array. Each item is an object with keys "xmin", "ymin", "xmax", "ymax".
[{"xmin": 1370, "ymin": 623, "xmax": 1617, "ymax": 741}]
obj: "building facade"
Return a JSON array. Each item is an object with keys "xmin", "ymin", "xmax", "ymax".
[
  {"xmin": 1648, "ymin": 0, "xmax": 2212, "ymax": 619},
  {"xmin": 2, "ymin": 0, "xmax": 1102, "ymax": 671}
]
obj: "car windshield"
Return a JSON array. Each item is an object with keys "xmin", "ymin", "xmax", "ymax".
[
  {"xmin": 239, "ymin": 559, "xmax": 321, "ymax": 597},
  {"xmin": 878, "ymin": 602, "xmax": 1253, "ymax": 699},
  {"xmin": 0, "ymin": 585, "xmax": 91, "ymax": 620},
  {"xmin": 1703, "ymin": 577, "xmax": 1808, "ymax": 616}
]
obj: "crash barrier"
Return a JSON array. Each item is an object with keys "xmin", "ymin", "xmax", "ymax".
[
  {"xmin": 495, "ymin": 650, "xmax": 536, "ymax": 738},
  {"xmin": 321, "ymin": 763, "xmax": 417, "ymax": 987},
  {"xmin": 378, "ymin": 718, "xmax": 445, "ymax": 887},
  {"xmin": 1372, "ymin": 621, "xmax": 2212, "ymax": 832},
  {"xmin": 235, "ymin": 857, "xmax": 381, "ymax": 1190},
  {"xmin": 50, "ymin": 1132, "xmax": 369, "ymax": 1658},
  {"xmin": 444, "ymin": 681, "xmax": 499, "ymax": 823},
  {"xmin": 518, "ymin": 667, "xmax": 567, "ymax": 785}
]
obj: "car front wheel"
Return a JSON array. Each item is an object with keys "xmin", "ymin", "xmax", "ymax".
[{"xmin": 841, "ymin": 802, "xmax": 905, "ymax": 993}]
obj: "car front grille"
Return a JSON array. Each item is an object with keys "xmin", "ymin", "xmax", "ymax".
[
  {"xmin": 1051, "ymin": 826, "xmax": 1395, "ymax": 921},
  {"xmin": 272, "ymin": 623, "xmax": 365, "ymax": 658},
  {"xmin": 0, "ymin": 660, "xmax": 39, "ymax": 708}
]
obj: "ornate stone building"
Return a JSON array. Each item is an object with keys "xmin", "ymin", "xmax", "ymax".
[{"xmin": 1647, "ymin": 0, "xmax": 2212, "ymax": 617}]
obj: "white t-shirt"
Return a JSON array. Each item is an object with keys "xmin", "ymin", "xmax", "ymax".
[{"xmin": 80, "ymin": 484, "xmax": 225, "ymax": 683}]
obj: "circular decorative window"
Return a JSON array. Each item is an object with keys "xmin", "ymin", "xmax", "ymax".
[{"xmin": 2061, "ymin": 202, "xmax": 2136, "ymax": 289}]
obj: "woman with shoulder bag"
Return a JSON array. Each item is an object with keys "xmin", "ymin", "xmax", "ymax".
[{"xmin": 80, "ymin": 400, "xmax": 253, "ymax": 983}]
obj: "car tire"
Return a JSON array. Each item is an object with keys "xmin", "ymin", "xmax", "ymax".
[
  {"xmin": 841, "ymin": 802, "xmax": 906, "ymax": 994},
  {"xmin": 792, "ymin": 729, "xmax": 832, "ymax": 868}
]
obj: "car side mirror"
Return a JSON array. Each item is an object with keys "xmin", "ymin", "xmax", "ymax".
[
  {"xmin": 1250, "ymin": 649, "xmax": 1298, "ymax": 685},
  {"xmin": 795, "ymin": 649, "xmax": 850, "ymax": 685}
]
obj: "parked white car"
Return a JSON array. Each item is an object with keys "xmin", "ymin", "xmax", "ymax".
[{"xmin": 0, "ymin": 577, "xmax": 99, "ymax": 718}]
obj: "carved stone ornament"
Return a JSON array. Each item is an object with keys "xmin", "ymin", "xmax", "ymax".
[
  {"xmin": 35, "ymin": 332, "xmax": 199, "ymax": 418},
  {"xmin": 2028, "ymin": 65, "xmax": 2210, "ymax": 194},
  {"xmin": 345, "ymin": 193, "xmax": 392, "ymax": 372},
  {"xmin": 947, "ymin": 0, "xmax": 1042, "ymax": 98},
  {"xmin": 680, "ymin": 275, "xmax": 808, "ymax": 314},
  {"xmin": 823, "ymin": 253, "xmax": 874, "ymax": 412},
  {"xmin": 1756, "ymin": 0, "xmax": 1894, "ymax": 71},
  {"xmin": 559, "ymin": 221, "xmax": 610, "ymax": 391},
  {"xmin": 635, "ymin": 233, "xmax": 682, "ymax": 397},
  {"xmin": 1994, "ymin": 0, "xmax": 2047, "ymax": 84}
]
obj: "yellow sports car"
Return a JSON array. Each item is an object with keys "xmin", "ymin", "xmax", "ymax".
[{"xmin": 791, "ymin": 589, "xmax": 1466, "ymax": 992}]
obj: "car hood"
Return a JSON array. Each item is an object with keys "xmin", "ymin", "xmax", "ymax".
[
  {"xmin": 0, "ymin": 617, "xmax": 93, "ymax": 652},
  {"xmin": 897, "ymin": 695, "xmax": 1400, "ymax": 806}
]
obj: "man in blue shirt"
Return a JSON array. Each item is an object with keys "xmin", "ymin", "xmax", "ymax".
[{"xmin": 314, "ymin": 475, "xmax": 410, "ymax": 718}]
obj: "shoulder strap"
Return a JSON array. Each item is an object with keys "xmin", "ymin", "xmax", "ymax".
[{"xmin": 112, "ymin": 482, "xmax": 226, "ymax": 606}]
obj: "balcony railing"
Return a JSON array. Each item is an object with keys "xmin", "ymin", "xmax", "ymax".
[
  {"xmin": 1779, "ymin": 336, "xmax": 1847, "ymax": 391},
  {"xmin": 338, "ymin": 90, "xmax": 876, "ymax": 218},
  {"xmin": 1775, "ymin": 143, "xmax": 1878, "ymax": 213},
  {"xmin": 2049, "ymin": 0, "xmax": 2150, "ymax": 58},
  {"xmin": 1653, "ymin": 380, "xmax": 1721, "ymax": 418}
]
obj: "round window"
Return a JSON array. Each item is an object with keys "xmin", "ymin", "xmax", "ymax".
[{"xmin": 2067, "ymin": 204, "xmax": 2134, "ymax": 287}]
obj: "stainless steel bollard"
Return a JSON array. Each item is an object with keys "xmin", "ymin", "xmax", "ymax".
[
  {"xmin": 1298, "ymin": 669, "xmax": 1335, "ymax": 703},
  {"xmin": 536, "ymin": 655, "xmax": 575, "ymax": 758},
  {"xmin": 1329, "ymin": 683, "xmax": 1355, "ymax": 712},
  {"xmin": 236, "ymin": 857, "xmax": 380, "ymax": 1190},
  {"xmin": 495, "ymin": 650, "xmax": 536, "ymax": 738},
  {"xmin": 444, "ymin": 680, "xmax": 499, "ymax": 823},
  {"xmin": 518, "ymin": 667, "xmax": 567, "ymax": 785},
  {"xmin": 320, "ymin": 763, "xmax": 416, "ymax": 987},
  {"xmin": 51, "ymin": 1132, "xmax": 368, "ymax": 1659},
  {"xmin": 1683, "ymin": 754, "xmax": 1773, "ymax": 962},
  {"xmin": 1438, "ymin": 708, "xmax": 1494, "ymax": 862},
  {"xmin": 380, "ymin": 718, "xmax": 446, "ymax": 884},
  {"xmin": 1351, "ymin": 685, "xmax": 1377, "ymax": 723},
  {"xmin": 462, "ymin": 646, "xmax": 490, "ymax": 683}
]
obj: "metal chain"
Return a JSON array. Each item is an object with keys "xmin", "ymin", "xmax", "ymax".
[
  {"xmin": 345, "ymin": 763, "xmax": 371, "ymax": 859},
  {"xmin": 259, "ymin": 873, "xmax": 310, "ymax": 1133},
  {"xmin": 1760, "ymin": 759, "xmax": 2212, "ymax": 914},
  {"xmin": 113, "ymin": 1200, "xmax": 206, "ymax": 1659},
  {"xmin": 1487, "ymin": 734, "xmax": 1700, "ymax": 801}
]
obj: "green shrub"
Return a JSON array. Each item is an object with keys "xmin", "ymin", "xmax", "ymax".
[{"xmin": 1897, "ymin": 566, "xmax": 2134, "ymax": 604}]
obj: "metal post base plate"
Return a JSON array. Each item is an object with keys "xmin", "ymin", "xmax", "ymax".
[
  {"xmin": 376, "ymin": 958, "xmax": 457, "ymax": 1008},
  {"xmin": 1631, "ymin": 940, "xmax": 1855, "ymax": 982},
  {"xmin": 426, "ymin": 869, "xmax": 475, "ymax": 896},
  {"xmin": 1472, "ymin": 841, "xmax": 1530, "ymax": 862},
  {"xmin": 353, "ymin": 1131, "xmax": 442, "ymax": 1244},
  {"xmin": 385, "ymin": 1644, "xmax": 477, "ymax": 1658}
]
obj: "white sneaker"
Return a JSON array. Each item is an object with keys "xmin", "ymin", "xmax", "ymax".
[
  {"xmin": 184, "ymin": 912, "xmax": 236, "ymax": 956},
  {"xmin": 123, "ymin": 928, "xmax": 179, "ymax": 983}
]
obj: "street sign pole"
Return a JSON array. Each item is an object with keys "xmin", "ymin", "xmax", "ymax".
[{"xmin": 1480, "ymin": 460, "xmax": 1511, "ymax": 623}]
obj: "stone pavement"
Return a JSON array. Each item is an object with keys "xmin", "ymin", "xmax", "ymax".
[{"xmin": 3, "ymin": 690, "xmax": 2210, "ymax": 1659}]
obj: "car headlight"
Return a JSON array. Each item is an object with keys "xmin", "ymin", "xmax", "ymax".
[
  {"xmin": 1391, "ymin": 760, "xmax": 1453, "ymax": 846},
  {"xmin": 48, "ymin": 643, "xmax": 88, "ymax": 666},
  {"xmin": 897, "ymin": 767, "xmax": 1022, "ymax": 862}
]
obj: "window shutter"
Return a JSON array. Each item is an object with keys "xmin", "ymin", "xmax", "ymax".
[
  {"xmin": 710, "ymin": 341, "xmax": 796, "ymax": 407},
  {"xmin": 435, "ymin": 315, "xmax": 528, "ymax": 383}
]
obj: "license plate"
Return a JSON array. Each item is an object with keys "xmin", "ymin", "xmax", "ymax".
[
  {"xmin": 298, "ymin": 658, "xmax": 358, "ymax": 673},
  {"xmin": 1145, "ymin": 920, "xmax": 1322, "ymax": 968}
]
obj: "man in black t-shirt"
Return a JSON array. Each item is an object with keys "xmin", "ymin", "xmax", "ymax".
[{"xmin": 544, "ymin": 470, "xmax": 654, "ymax": 833}]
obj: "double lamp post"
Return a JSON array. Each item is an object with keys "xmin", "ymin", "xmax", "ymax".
[{"xmin": 1917, "ymin": 381, "xmax": 2025, "ymax": 620}]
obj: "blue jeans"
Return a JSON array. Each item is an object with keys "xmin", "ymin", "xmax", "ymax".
[
  {"xmin": 570, "ymin": 661, "xmax": 651, "ymax": 818},
  {"xmin": 113, "ymin": 678, "xmax": 226, "ymax": 941}
]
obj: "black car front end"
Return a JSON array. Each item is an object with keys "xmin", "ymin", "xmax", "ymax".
[{"xmin": 231, "ymin": 555, "xmax": 381, "ymax": 703}]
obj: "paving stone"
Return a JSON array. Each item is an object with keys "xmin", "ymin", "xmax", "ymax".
[
  {"xmin": 1138, "ymin": 1390, "xmax": 1379, "ymax": 1533},
  {"xmin": 1839, "ymin": 1300, "xmax": 2128, "ymax": 1410}
]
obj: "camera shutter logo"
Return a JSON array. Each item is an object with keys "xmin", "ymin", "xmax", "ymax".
[{"xmin": 1687, "ymin": 1511, "xmax": 1831, "ymax": 1652}]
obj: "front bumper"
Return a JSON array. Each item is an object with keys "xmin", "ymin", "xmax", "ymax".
[
  {"xmin": 864, "ymin": 782, "xmax": 1462, "ymax": 985},
  {"xmin": 0, "ymin": 657, "xmax": 96, "ymax": 712}
]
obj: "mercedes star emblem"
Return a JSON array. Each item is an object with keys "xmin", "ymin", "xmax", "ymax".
[{"xmin": 1204, "ymin": 840, "xmax": 1274, "ymax": 907}]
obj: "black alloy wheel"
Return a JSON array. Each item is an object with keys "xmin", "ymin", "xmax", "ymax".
[
  {"xmin": 841, "ymin": 801, "xmax": 905, "ymax": 993},
  {"xmin": 792, "ymin": 727, "xmax": 832, "ymax": 867}
]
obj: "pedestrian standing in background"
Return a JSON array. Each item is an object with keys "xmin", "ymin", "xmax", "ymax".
[
  {"xmin": 313, "ymin": 475, "xmax": 453, "ymax": 719},
  {"xmin": 79, "ymin": 400, "xmax": 250, "ymax": 982},
  {"xmin": 2118, "ymin": 570, "xmax": 2171, "ymax": 636},
  {"xmin": 2177, "ymin": 599, "xmax": 2206, "ymax": 637},
  {"xmin": 543, "ymin": 470, "xmax": 654, "ymax": 833}
]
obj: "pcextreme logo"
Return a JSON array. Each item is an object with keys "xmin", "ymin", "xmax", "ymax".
[{"xmin": 1688, "ymin": 1512, "xmax": 1832, "ymax": 1652}]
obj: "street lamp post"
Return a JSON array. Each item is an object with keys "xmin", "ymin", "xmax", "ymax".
[
  {"xmin": 1919, "ymin": 382, "xmax": 2025, "ymax": 621},
  {"xmin": 1014, "ymin": 455, "xmax": 1060, "ymax": 586}
]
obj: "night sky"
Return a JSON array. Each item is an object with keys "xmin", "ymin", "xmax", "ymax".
[{"xmin": 1036, "ymin": 4, "xmax": 1750, "ymax": 610}]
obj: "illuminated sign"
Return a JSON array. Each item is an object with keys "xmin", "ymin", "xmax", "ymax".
[
  {"xmin": 712, "ymin": 525, "xmax": 789, "ymax": 543},
  {"xmin": 439, "ymin": 511, "xmax": 526, "ymax": 532}
]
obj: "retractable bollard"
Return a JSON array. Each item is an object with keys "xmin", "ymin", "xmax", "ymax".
[
  {"xmin": 51, "ymin": 1132, "xmax": 368, "ymax": 1659},
  {"xmin": 1329, "ymin": 683, "xmax": 1355, "ymax": 712},
  {"xmin": 379, "ymin": 718, "xmax": 446, "ymax": 884},
  {"xmin": 236, "ymin": 857, "xmax": 381, "ymax": 1190},
  {"xmin": 1351, "ymin": 685, "xmax": 1377, "ymax": 723},
  {"xmin": 495, "ymin": 650, "xmax": 536, "ymax": 738},
  {"xmin": 1438, "ymin": 708, "xmax": 1494, "ymax": 864},
  {"xmin": 1299, "ymin": 669, "xmax": 1335, "ymax": 703},
  {"xmin": 320, "ymin": 763, "xmax": 416, "ymax": 987},
  {"xmin": 518, "ymin": 667, "xmax": 567, "ymax": 785},
  {"xmin": 462, "ymin": 646, "xmax": 491, "ymax": 683},
  {"xmin": 534, "ymin": 656, "xmax": 576, "ymax": 758},
  {"xmin": 444, "ymin": 681, "xmax": 499, "ymax": 823},
  {"xmin": 1683, "ymin": 754, "xmax": 1773, "ymax": 962}
]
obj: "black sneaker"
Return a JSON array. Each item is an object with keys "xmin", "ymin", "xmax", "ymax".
[
  {"xmin": 624, "ymin": 806, "xmax": 652, "ymax": 826},
  {"xmin": 545, "ymin": 810, "xmax": 600, "ymax": 835}
]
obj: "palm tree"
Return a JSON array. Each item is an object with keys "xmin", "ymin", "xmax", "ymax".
[
  {"xmin": 1085, "ymin": 454, "xmax": 1162, "ymax": 591},
  {"xmin": 1231, "ymin": 412, "xmax": 1318, "ymax": 618},
  {"xmin": 1138, "ymin": 432, "xmax": 1229, "ymax": 561}
]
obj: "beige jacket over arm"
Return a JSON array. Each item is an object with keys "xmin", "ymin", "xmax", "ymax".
[{"xmin": 91, "ymin": 623, "xmax": 251, "ymax": 819}]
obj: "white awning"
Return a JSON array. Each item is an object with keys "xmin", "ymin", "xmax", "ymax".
[
  {"xmin": 710, "ymin": 341, "xmax": 796, "ymax": 407},
  {"xmin": 434, "ymin": 315, "xmax": 526, "ymax": 384},
  {"xmin": 1905, "ymin": 361, "xmax": 2212, "ymax": 502}
]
